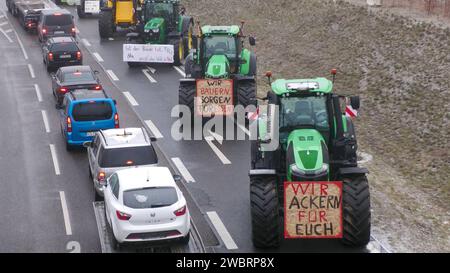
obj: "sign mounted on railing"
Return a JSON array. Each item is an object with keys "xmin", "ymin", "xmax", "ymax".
[{"xmin": 123, "ymin": 44, "xmax": 174, "ymax": 63}]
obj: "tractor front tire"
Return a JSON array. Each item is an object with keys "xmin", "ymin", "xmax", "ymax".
[
  {"xmin": 77, "ymin": 4, "xmax": 86, "ymax": 18},
  {"xmin": 250, "ymin": 176, "xmax": 281, "ymax": 248},
  {"xmin": 178, "ymin": 82, "xmax": 196, "ymax": 116},
  {"xmin": 341, "ymin": 175, "xmax": 371, "ymax": 247},
  {"xmin": 237, "ymin": 80, "xmax": 257, "ymax": 109},
  {"xmin": 99, "ymin": 10, "xmax": 114, "ymax": 39}
]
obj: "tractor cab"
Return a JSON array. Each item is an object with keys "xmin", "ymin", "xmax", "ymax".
[{"xmin": 142, "ymin": 0, "xmax": 180, "ymax": 33}]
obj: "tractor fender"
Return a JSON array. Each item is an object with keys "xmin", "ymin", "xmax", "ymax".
[
  {"xmin": 337, "ymin": 167, "xmax": 369, "ymax": 176},
  {"xmin": 179, "ymin": 16, "xmax": 193, "ymax": 35},
  {"xmin": 249, "ymin": 169, "xmax": 277, "ymax": 177},
  {"xmin": 179, "ymin": 78, "xmax": 196, "ymax": 83}
]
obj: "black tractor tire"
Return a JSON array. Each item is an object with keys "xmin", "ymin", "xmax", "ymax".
[
  {"xmin": 237, "ymin": 80, "xmax": 257, "ymax": 109},
  {"xmin": 248, "ymin": 52, "xmax": 257, "ymax": 76},
  {"xmin": 99, "ymin": 10, "xmax": 114, "ymax": 39},
  {"xmin": 341, "ymin": 175, "xmax": 371, "ymax": 247},
  {"xmin": 178, "ymin": 82, "xmax": 196, "ymax": 115},
  {"xmin": 170, "ymin": 38, "xmax": 183, "ymax": 66},
  {"xmin": 250, "ymin": 176, "xmax": 281, "ymax": 248},
  {"xmin": 77, "ymin": 4, "xmax": 87, "ymax": 18},
  {"xmin": 182, "ymin": 20, "xmax": 194, "ymax": 55},
  {"xmin": 184, "ymin": 53, "xmax": 194, "ymax": 77}
]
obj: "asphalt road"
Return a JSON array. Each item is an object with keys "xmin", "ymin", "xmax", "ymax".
[{"xmin": 0, "ymin": 1, "xmax": 386, "ymax": 253}]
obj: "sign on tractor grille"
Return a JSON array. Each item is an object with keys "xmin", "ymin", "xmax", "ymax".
[
  {"xmin": 196, "ymin": 79, "xmax": 234, "ymax": 116},
  {"xmin": 284, "ymin": 181, "xmax": 343, "ymax": 239}
]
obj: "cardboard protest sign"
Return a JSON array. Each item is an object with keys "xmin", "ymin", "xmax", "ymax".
[
  {"xmin": 123, "ymin": 44, "xmax": 174, "ymax": 63},
  {"xmin": 84, "ymin": 1, "xmax": 100, "ymax": 13},
  {"xmin": 195, "ymin": 79, "xmax": 234, "ymax": 116},
  {"xmin": 284, "ymin": 181, "xmax": 343, "ymax": 239}
]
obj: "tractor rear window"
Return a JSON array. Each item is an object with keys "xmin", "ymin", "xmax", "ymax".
[
  {"xmin": 44, "ymin": 14, "xmax": 73, "ymax": 26},
  {"xmin": 98, "ymin": 146, "xmax": 158, "ymax": 168},
  {"xmin": 123, "ymin": 187, "xmax": 178, "ymax": 209},
  {"xmin": 72, "ymin": 102, "xmax": 112, "ymax": 121}
]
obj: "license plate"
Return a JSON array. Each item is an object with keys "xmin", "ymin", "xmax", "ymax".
[
  {"xmin": 60, "ymin": 55, "xmax": 71, "ymax": 59},
  {"xmin": 54, "ymin": 31, "xmax": 65, "ymax": 34},
  {"xmin": 86, "ymin": 132, "xmax": 96, "ymax": 137}
]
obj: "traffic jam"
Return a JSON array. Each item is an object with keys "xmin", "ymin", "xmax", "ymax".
[{"xmin": 0, "ymin": 0, "xmax": 388, "ymax": 258}]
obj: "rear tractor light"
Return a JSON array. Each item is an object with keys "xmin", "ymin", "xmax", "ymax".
[
  {"xmin": 174, "ymin": 205, "xmax": 186, "ymax": 217},
  {"xmin": 59, "ymin": 87, "xmax": 68, "ymax": 93},
  {"xmin": 42, "ymin": 28, "xmax": 47, "ymax": 35},
  {"xmin": 48, "ymin": 52, "xmax": 54, "ymax": 61},
  {"xmin": 116, "ymin": 210, "xmax": 131, "ymax": 221}
]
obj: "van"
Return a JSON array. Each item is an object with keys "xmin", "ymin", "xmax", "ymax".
[{"xmin": 38, "ymin": 9, "xmax": 75, "ymax": 42}]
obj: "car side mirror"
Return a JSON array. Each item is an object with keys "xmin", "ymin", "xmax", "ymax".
[
  {"xmin": 150, "ymin": 136, "xmax": 157, "ymax": 142},
  {"xmin": 83, "ymin": 141, "xmax": 93, "ymax": 148},
  {"xmin": 173, "ymin": 175, "xmax": 182, "ymax": 182},
  {"xmin": 249, "ymin": 36, "xmax": 256, "ymax": 46},
  {"xmin": 94, "ymin": 70, "xmax": 100, "ymax": 75},
  {"xmin": 350, "ymin": 96, "xmax": 360, "ymax": 110},
  {"xmin": 113, "ymin": 99, "xmax": 117, "ymax": 105}
]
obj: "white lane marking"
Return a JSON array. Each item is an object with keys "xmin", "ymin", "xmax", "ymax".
[
  {"xmin": 174, "ymin": 66, "xmax": 186, "ymax": 77},
  {"xmin": 145, "ymin": 120, "xmax": 163, "ymax": 139},
  {"xmin": 59, "ymin": 191, "xmax": 73, "ymax": 236},
  {"xmin": 49, "ymin": 144, "xmax": 61, "ymax": 175},
  {"xmin": 82, "ymin": 38, "xmax": 91, "ymax": 47},
  {"xmin": 93, "ymin": 52, "xmax": 104, "ymax": 62},
  {"xmin": 171, "ymin": 157, "xmax": 195, "ymax": 183},
  {"xmin": 41, "ymin": 110, "xmax": 50, "ymax": 133},
  {"xmin": 92, "ymin": 202, "xmax": 108, "ymax": 253},
  {"xmin": 106, "ymin": 70, "xmax": 119, "ymax": 81},
  {"xmin": 0, "ymin": 22, "xmax": 7, "ymax": 26},
  {"xmin": 206, "ymin": 211, "xmax": 238, "ymax": 250},
  {"xmin": 205, "ymin": 137, "xmax": 231, "ymax": 164},
  {"xmin": 146, "ymin": 66, "xmax": 156, "ymax": 74},
  {"xmin": 34, "ymin": 84, "xmax": 42, "ymax": 102},
  {"xmin": 28, "ymin": 64, "xmax": 35, "ymax": 78},
  {"xmin": 236, "ymin": 121, "xmax": 251, "ymax": 137},
  {"xmin": 66, "ymin": 241, "xmax": 81, "ymax": 253},
  {"xmin": 207, "ymin": 129, "xmax": 223, "ymax": 145},
  {"xmin": 142, "ymin": 69, "xmax": 157, "ymax": 83},
  {"xmin": 0, "ymin": 28, "xmax": 13, "ymax": 43},
  {"xmin": 4, "ymin": 29, "xmax": 12, "ymax": 33},
  {"xmin": 13, "ymin": 28, "xmax": 28, "ymax": 60},
  {"xmin": 123, "ymin": 91, "xmax": 139, "ymax": 106}
]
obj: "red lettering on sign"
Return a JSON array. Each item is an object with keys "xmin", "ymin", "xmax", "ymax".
[
  {"xmin": 319, "ymin": 211, "xmax": 327, "ymax": 222},
  {"xmin": 320, "ymin": 184, "xmax": 328, "ymax": 195}
]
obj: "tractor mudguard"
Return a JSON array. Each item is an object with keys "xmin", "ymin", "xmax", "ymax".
[
  {"xmin": 180, "ymin": 78, "xmax": 196, "ymax": 83},
  {"xmin": 179, "ymin": 16, "xmax": 193, "ymax": 34},
  {"xmin": 337, "ymin": 167, "xmax": 369, "ymax": 176},
  {"xmin": 249, "ymin": 169, "xmax": 277, "ymax": 177}
]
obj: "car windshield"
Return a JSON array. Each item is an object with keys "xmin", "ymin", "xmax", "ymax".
[
  {"xmin": 72, "ymin": 101, "xmax": 112, "ymax": 121},
  {"xmin": 98, "ymin": 146, "xmax": 158, "ymax": 168},
  {"xmin": 51, "ymin": 42, "xmax": 78, "ymax": 52},
  {"xmin": 145, "ymin": 3, "xmax": 174, "ymax": 19},
  {"xmin": 63, "ymin": 71, "xmax": 95, "ymax": 83},
  {"xmin": 123, "ymin": 187, "xmax": 178, "ymax": 209},
  {"xmin": 44, "ymin": 14, "xmax": 72, "ymax": 26},
  {"xmin": 280, "ymin": 95, "xmax": 329, "ymax": 131},
  {"xmin": 203, "ymin": 35, "xmax": 237, "ymax": 59}
]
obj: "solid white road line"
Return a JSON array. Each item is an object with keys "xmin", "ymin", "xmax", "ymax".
[
  {"xmin": 123, "ymin": 91, "xmax": 139, "ymax": 106},
  {"xmin": 205, "ymin": 138, "xmax": 231, "ymax": 165},
  {"xmin": 34, "ymin": 84, "xmax": 42, "ymax": 102},
  {"xmin": 106, "ymin": 70, "xmax": 119, "ymax": 81},
  {"xmin": 145, "ymin": 120, "xmax": 164, "ymax": 139},
  {"xmin": 142, "ymin": 69, "xmax": 157, "ymax": 83},
  {"xmin": 59, "ymin": 191, "xmax": 73, "ymax": 236},
  {"xmin": 93, "ymin": 52, "xmax": 104, "ymax": 62},
  {"xmin": 4, "ymin": 29, "xmax": 12, "ymax": 33},
  {"xmin": 41, "ymin": 110, "xmax": 50, "ymax": 133},
  {"xmin": 174, "ymin": 66, "xmax": 186, "ymax": 77},
  {"xmin": 28, "ymin": 64, "xmax": 35, "ymax": 78},
  {"xmin": 0, "ymin": 28, "xmax": 13, "ymax": 43},
  {"xmin": 171, "ymin": 157, "xmax": 195, "ymax": 183},
  {"xmin": 146, "ymin": 66, "xmax": 156, "ymax": 74},
  {"xmin": 14, "ymin": 28, "xmax": 28, "ymax": 60},
  {"xmin": 206, "ymin": 211, "xmax": 238, "ymax": 250},
  {"xmin": 208, "ymin": 129, "xmax": 223, "ymax": 145},
  {"xmin": 82, "ymin": 38, "xmax": 91, "ymax": 47},
  {"xmin": 49, "ymin": 144, "xmax": 61, "ymax": 176}
]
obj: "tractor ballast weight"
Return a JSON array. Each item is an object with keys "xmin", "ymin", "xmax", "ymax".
[
  {"xmin": 178, "ymin": 23, "xmax": 257, "ymax": 119},
  {"xmin": 249, "ymin": 72, "xmax": 371, "ymax": 248}
]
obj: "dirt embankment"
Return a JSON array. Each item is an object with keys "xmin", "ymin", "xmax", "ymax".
[{"xmin": 183, "ymin": 0, "xmax": 450, "ymax": 252}]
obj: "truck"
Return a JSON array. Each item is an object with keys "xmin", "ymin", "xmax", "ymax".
[{"xmin": 7, "ymin": 0, "xmax": 55, "ymax": 31}]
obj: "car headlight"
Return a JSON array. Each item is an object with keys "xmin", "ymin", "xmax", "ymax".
[{"xmin": 290, "ymin": 164, "xmax": 306, "ymax": 175}]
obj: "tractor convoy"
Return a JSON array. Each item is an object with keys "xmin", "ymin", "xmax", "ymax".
[{"xmin": 39, "ymin": 0, "xmax": 371, "ymax": 250}]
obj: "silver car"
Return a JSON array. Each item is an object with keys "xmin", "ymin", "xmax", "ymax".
[{"xmin": 84, "ymin": 127, "xmax": 158, "ymax": 201}]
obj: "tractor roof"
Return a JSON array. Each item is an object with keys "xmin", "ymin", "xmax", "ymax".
[
  {"xmin": 201, "ymin": 25, "xmax": 241, "ymax": 35},
  {"xmin": 271, "ymin": 78, "xmax": 333, "ymax": 95}
]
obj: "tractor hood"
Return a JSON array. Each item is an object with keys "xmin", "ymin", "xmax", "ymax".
[
  {"xmin": 144, "ymin": 17, "xmax": 165, "ymax": 32},
  {"xmin": 205, "ymin": 55, "xmax": 230, "ymax": 78},
  {"xmin": 287, "ymin": 129, "xmax": 329, "ymax": 181}
]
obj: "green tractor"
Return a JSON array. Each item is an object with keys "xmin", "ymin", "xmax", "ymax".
[
  {"xmin": 178, "ymin": 23, "xmax": 257, "ymax": 119},
  {"xmin": 249, "ymin": 71, "xmax": 371, "ymax": 248},
  {"xmin": 124, "ymin": 0, "xmax": 194, "ymax": 66}
]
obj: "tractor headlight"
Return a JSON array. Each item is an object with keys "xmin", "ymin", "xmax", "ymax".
[
  {"xmin": 290, "ymin": 164, "xmax": 306, "ymax": 175},
  {"xmin": 144, "ymin": 29, "xmax": 150, "ymax": 33},
  {"xmin": 152, "ymin": 28, "xmax": 160, "ymax": 33}
]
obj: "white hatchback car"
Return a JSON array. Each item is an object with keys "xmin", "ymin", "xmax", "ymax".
[{"xmin": 104, "ymin": 167, "xmax": 190, "ymax": 249}]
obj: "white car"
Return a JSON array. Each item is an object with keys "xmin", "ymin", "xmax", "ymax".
[{"xmin": 104, "ymin": 167, "xmax": 190, "ymax": 249}]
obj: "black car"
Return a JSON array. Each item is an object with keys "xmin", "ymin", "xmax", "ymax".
[
  {"xmin": 38, "ymin": 9, "xmax": 76, "ymax": 43},
  {"xmin": 42, "ymin": 37, "xmax": 82, "ymax": 71},
  {"xmin": 52, "ymin": 65, "xmax": 102, "ymax": 108}
]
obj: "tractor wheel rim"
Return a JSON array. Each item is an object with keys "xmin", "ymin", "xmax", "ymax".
[{"xmin": 188, "ymin": 27, "xmax": 193, "ymax": 50}]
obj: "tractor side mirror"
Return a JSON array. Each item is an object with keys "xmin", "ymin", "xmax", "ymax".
[
  {"xmin": 350, "ymin": 96, "xmax": 360, "ymax": 110},
  {"xmin": 249, "ymin": 36, "xmax": 256, "ymax": 46}
]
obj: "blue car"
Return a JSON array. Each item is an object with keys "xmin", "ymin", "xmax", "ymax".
[{"xmin": 60, "ymin": 89, "xmax": 119, "ymax": 151}]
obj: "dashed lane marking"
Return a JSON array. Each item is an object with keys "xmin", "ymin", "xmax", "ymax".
[
  {"xmin": 171, "ymin": 157, "xmax": 195, "ymax": 183},
  {"xmin": 145, "ymin": 119, "xmax": 164, "ymax": 139},
  {"xmin": 206, "ymin": 211, "xmax": 238, "ymax": 250}
]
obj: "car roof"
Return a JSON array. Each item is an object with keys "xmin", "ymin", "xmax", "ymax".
[
  {"xmin": 59, "ymin": 65, "xmax": 91, "ymax": 73},
  {"xmin": 41, "ymin": 9, "xmax": 71, "ymax": 15},
  {"xmin": 100, "ymin": 128, "xmax": 151, "ymax": 148},
  {"xmin": 68, "ymin": 89, "xmax": 108, "ymax": 101},
  {"xmin": 49, "ymin": 36, "xmax": 77, "ymax": 44},
  {"xmin": 116, "ymin": 167, "xmax": 176, "ymax": 192}
]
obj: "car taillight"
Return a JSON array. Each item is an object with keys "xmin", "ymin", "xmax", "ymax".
[
  {"xmin": 72, "ymin": 27, "xmax": 76, "ymax": 34},
  {"xmin": 59, "ymin": 87, "xmax": 68, "ymax": 93},
  {"xmin": 93, "ymin": 85, "xmax": 102, "ymax": 90},
  {"xmin": 116, "ymin": 210, "xmax": 131, "ymax": 221},
  {"xmin": 42, "ymin": 28, "xmax": 47, "ymax": 35},
  {"xmin": 66, "ymin": 117, "xmax": 72, "ymax": 133},
  {"xmin": 97, "ymin": 172, "xmax": 106, "ymax": 184},
  {"xmin": 48, "ymin": 52, "xmax": 54, "ymax": 61},
  {"xmin": 76, "ymin": 51, "xmax": 81, "ymax": 60},
  {"xmin": 114, "ymin": 113, "xmax": 119, "ymax": 128},
  {"xmin": 174, "ymin": 205, "xmax": 186, "ymax": 217}
]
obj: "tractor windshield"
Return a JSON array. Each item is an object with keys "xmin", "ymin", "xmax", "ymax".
[
  {"xmin": 280, "ymin": 95, "xmax": 329, "ymax": 134},
  {"xmin": 203, "ymin": 35, "xmax": 237, "ymax": 60},
  {"xmin": 145, "ymin": 3, "xmax": 174, "ymax": 20}
]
